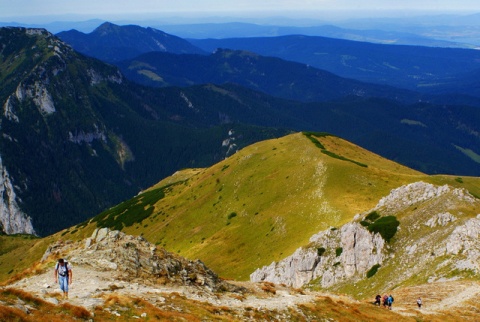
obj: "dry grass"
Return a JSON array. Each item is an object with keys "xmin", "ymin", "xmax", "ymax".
[
  {"xmin": 1, "ymin": 261, "xmax": 47, "ymax": 286},
  {"xmin": 260, "ymin": 281, "xmax": 276, "ymax": 294},
  {"xmin": 0, "ymin": 305, "xmax": 29, "ymax": 322},
  {"xmin": 0, "ymin": 287, "xmax": 93, "ymax": 321},
  {"xmin": 1, "ymin": 284, "xmax": 478, "ymax": 321},
  {"xmin": 2, "ymin": 288, "xmax": 49, "ymax": 306},
  {"xmin": 60, "ymin": 302, "xmax": 91, "ymax": 319}
]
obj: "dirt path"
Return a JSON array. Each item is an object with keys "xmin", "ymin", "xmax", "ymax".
[
  {"xmin": 8, "ymin": 263, "xmax": 480, "ymax": 319},
  {"xmin": 9, "ymin": 264, "xmax": 317, "ymax": 311}
]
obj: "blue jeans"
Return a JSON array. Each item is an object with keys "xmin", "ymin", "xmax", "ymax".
[{"xmin": 58, "ymin": 275, "xmax": 69, "ymax": 293}]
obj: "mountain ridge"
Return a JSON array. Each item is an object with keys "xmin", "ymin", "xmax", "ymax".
[
  {"xmin": 190, "ymin": 34, "xmax": 480, "ymax": 91},
  {"xmin": 116, "ymin": 48, "xmax": 418, "ymax": 103},
  {"xmin": 37, "ymin": 132, "xmax": 479, "ymax": 281},
  {"xmin": 56, "ymin": 22, "xmax": 206, "ymax": 62}
]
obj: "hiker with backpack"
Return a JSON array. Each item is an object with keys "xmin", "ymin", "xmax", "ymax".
[
  {"xmin": 382, "ymin": 294, "xmax": 388, "ymax": 308},
  {"xmin": 417, "ymin": 297, "xmax": 422, "ymax": 308},
  {"xmin": 54, "ymin": 258, "xmax": 72, "ymax": 299},
  {"xmin": 374, "ymin": 294, "xmax": 381, "ymax": 306},
  {"xmin": 387, "ymin": 294, "xmax": 394, "ymax": 310}
]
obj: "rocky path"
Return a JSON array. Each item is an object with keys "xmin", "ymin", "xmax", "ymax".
[
  {"xmin": 10, "ymin": 263, "xmax": 480, "ymax": 319},
  {"xmin": 5, "ymin": 227, "xmax": 479, "ymax": 320},
  {"xmin": 9, "ymin": 264, "xmax": 317, "ymax": 312}
]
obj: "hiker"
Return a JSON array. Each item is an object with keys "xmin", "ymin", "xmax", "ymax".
[
  {"xmin": 417, "ymin": 297, "xmax": 422, "ymax": 308},
  {"xmin": 387, "ymin": 294, "xmax": 394, "ymax": 310},
  {"xmin": 382, "ymin": 294, "xmax": 388, "ymax": 308},
  {"xmin": 54, "ymin": 258, "xmax": 72, "ymax": 299},
  {"xmin": 374, "ymin": 294, "xmax": 381, "ymax": 306}
]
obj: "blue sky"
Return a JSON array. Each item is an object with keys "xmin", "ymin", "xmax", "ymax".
[{"xmin": 2, "ymin": 0, "xmax": 480, "ymax": 22}]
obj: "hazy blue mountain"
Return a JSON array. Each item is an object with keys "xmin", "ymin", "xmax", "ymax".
[
  {"xmin": 156, "ymin": 22, "xmax": 471, "ymax": 48},
  {"xmin": 190, "ymin": 35, "xmax": 480, "ymax": 91},
  {"xmin": 338, "ymin": 13, "xmax": 480, "ymax": 46},
  {"xmin": 423, "ymin": 68, "xmax": 480, "ymax": 98},
  {"xmin": 0, "ymin": 19, "xmax": 106, "ymax": 34},
  {"xmin": 116, "ymin": 48, "xmax": 418, "ymax": 103},
  {"xmin": 56, "ymin": 22, "xmax": 206, "ymax": 62}
]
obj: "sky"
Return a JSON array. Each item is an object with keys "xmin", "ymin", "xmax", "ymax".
[{"xmin": 2, "ymin": 0, "xmax": 480, "ymax": 23}]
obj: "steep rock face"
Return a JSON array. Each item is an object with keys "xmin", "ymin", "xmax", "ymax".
[
  {"xmin": 445, "ymin": 214, "xmax": 480, "ymax": 272},
  {"xmin": 251, "ymin": 181, "xmax": 480, "ymax": 290},
  {"xmin": 251, "ymin": 222, "xmax": 385, "ymax": 288},
  {"xmin": 43, "ymin": 228, "xmax": 240, "ymax": 292},
  {"xmin": 0, "ymin": 156, "xmax": 35, "ymax": 235}
]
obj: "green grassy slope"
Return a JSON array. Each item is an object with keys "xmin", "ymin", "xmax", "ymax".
[
  {"xmin": 2, "ymin": 132, "xmax": 479, "ymax": 283},
  {"xmin": 77, "ymin": 132, "xmax": 480, "ymax": 280}
]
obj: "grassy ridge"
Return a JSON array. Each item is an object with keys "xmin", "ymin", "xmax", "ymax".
[
  {"xmin": 1, "ymin": 132, "xmax": 480, "ymax": 284},
  {"xmin": 75, "ymin": 132, "xmax": 479, "ymax": 280}
]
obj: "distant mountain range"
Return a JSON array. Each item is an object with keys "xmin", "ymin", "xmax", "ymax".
[
  {"xmin": 57, "ymin": 22, "xmax": 206, "ymax": 62},
  {"xmin": 116, "ymin": 49, "xmax": 418, "ymax": 103},
  {"xmin": 156, "ymin": 22, "xmax": 476, "ymax": 49},
  {"xmin": 57, "ymin": 22, "xmax": 480, "ymax": 96},
  {"xmin": 190, "ymin": 35, "xmax": 480, "ymax": 92}
]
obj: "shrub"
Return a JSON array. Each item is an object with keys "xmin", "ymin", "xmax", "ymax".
[
  {"xmin": 455, "ymin": 177, "xmax": 463, "ymax": 183},
  {"xmin": 335, "ymin": 247, "xmax": 343, "ymax": 257},
  {"xmin": 367, "ymin": 216, "xmax": 400, "ymax": 242},
  {"xmin": 365, "ymin": 211, "xmax": 380, "ymax": 222},
  {"xmin": 92, "ymin": 182, "xmax": 181, "ymax": 230},
  {"xmin": 360, "ymin": 220, "xmax": 370, "ymax": 227},
  {"xmin": 321, "ymin": 150, "xmax": 368, "ymax": 168},
  {"xmin": 317, "ymin": 247, "xmax": 326, "ymax": 256},
  {"xmin": 303, "ymin": 132, "xmax": 368, "ymax": 167},
  {"xmin": 303, "ymin": 132, "xmax": 325, "ymax": 149},
  {"xmin": 227, "ymin": 212, "xmax": 237, "ymax": 220},
  {"xmin": 367, "ymin": 264, "xmax": 381, "ymax": 278}
]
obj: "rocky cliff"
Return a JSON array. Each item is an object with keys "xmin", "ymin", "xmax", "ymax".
[
  {"xmin": 0, "ymin": 156, "xmax": 35, "ymax": 235},
  {"xmin": 251, "ymin": 181, "xmax": 480, "ymax": 293},
  {"xmin": 42, "ymin": 228, "xmax": 240, "ymax": 292}
]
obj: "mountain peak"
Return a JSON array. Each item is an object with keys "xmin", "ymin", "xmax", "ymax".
[
  {"xmin": 57, "ymin": 22, "xmax": 205, "ymax": 62},
  {"xmin": 93, "ymin": 21, "xmax": 120, "ymax": 34}
]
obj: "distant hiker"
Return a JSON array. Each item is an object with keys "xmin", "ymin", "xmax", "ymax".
[
  {"xmin": 382, "ymin": 294, "xmax": 388, "ymax": 308},
  {"xmin": 54, "ymin": 258, "xmax": 72, "ymax": 299},
  {"xmin": 374, "ymin": 294, "xmax": 381, "ymax": 306},
  {"xmin": 387, "ymin": 294, "xmax": 394, "ymax": 310},
  {"xmin": 417, "ymin": 297, "xmax": 422, "ymax": 308}
]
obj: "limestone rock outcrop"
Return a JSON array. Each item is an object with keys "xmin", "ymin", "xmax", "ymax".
[
  {"xmin": 251, "ymin": 222, "xmax": 385, "ymax": 288},
  {"xmin": 251, "ymin": 181, "xmax": 480, "ymax": 290},
  {"xmin": 445, "ymin": 214, "xmax": 480, "ymax": 272},
  {"xmin": 43, "ymin": 228, "xmax": 241, "ymax": 292},
  {"xmin": 0, "ymin": 156, "xmax": 35, "ymax": 235}
]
